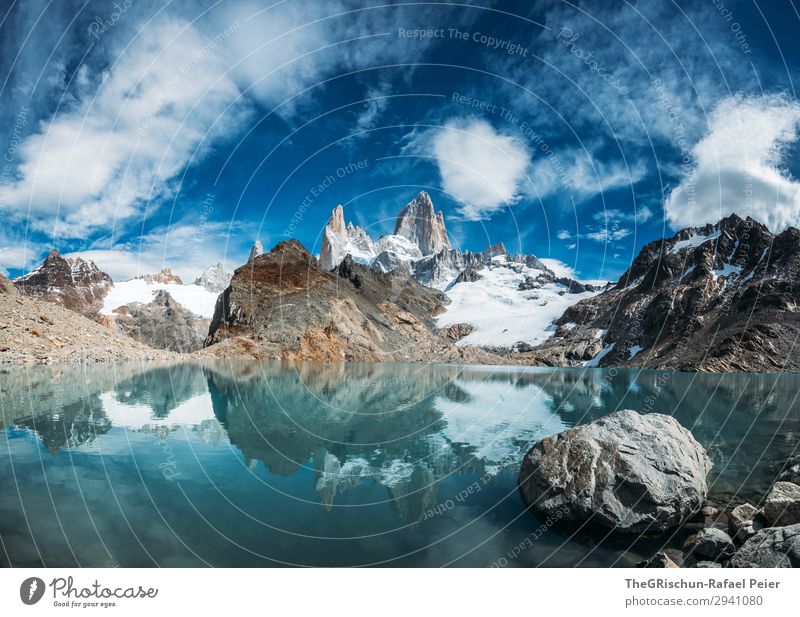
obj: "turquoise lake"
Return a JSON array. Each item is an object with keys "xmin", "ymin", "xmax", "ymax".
[{"xmin": 1, "ymin": 361, "xmax": 798, "ymax": 567}]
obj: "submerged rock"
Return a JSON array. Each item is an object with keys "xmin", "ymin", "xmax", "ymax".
[
  {"xmin": 728, "ymin": 523, "xmax": 800, "ymax": 568},
  {"xmin": 517, "ymin": 410, "xmax": 711, "ymax": 534},
  {"xmin": 762, "ymin": 482, "xmax": 800, "ymax": 527}
]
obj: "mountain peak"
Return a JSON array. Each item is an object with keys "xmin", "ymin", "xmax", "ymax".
[
  {"xmin": 13, "ymin": 250, "xmax": 112, "ymax": 316},
  {"xmin": 319, "ymin": 205, "xmax": 375, "ymax": 271},
  {"xmin": 394, "ymin": 192, "xmax": 451, "ymax": 256},
  {"xmin": 193, "ymin": 263, "xmax": 232, "ymax": 293},
  {"xmin": 136, "ymin": 267, "xmax": 183, "ymax": 285},
  {"xmin": 248, "ymin": 240, "xmax": 264, "ymax": 262}
]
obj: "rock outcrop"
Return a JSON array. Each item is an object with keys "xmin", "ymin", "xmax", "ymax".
[
  {"xmin": 728, "ymin": 524, "xmax": 800, "ymax": 567},
  {"xmin": 779, "ymin": 455, "xmax": 800, "ymax": 485},
  {"xmin": 394, "ymin": 191, "xmax": 451, "ymax": 256},
  {"xmin": 518, "ymin": 410, "xmax": 711, "ymax": 533},
  {"xmin": 530, "ymin": 214, "xmax": 800, "ymax": 371},
  {"xmin": 13, "ymin": 249, "xmax": 112, "ymax": 318},
  {"xmin": 108, "ymin": 290, "xmax": 209, "ymax": 352},
  {"xmin": 193, "ymin": 263, "xmax": 232, "ymax": 293},
  {"xmin": 729, "ymin": 503, "xmax": 762, "ymax": 544},
  {"xmin": 202, "ymin": 239, "xmax": 498, "ymax": 363}
]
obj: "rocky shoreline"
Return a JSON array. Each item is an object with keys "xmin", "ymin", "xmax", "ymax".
[{"xmin": 517, "ymin": 410, "xmax": 800, "ymax": 567}]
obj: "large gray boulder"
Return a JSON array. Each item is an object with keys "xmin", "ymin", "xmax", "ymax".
[
  {"xmin": 728, "ymin": 524, "xmax": 800, "ymax": 567},
  {"xmin": 762, "ymin": 482, "xmax": 800, "ymax": 527},
  {"xmin": 518, "ymin": 410, "xmax": 711, "ymax": 534}
]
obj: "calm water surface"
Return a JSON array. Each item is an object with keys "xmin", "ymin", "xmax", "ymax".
[{"xmin": 1, "ymin": 361, "xmax": 798, "ymax": 567}]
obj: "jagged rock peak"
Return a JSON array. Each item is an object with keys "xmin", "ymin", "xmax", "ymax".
[
  {"xmin": 136, "ymin": 267, "xmax": 182, "ymax": 285},
  {"xmin": 394, "ymin": 191, "xmax": 451, "ymax": 256},
  {"xmin": 319, "ymin": 204, "xmax": 375, "ymax": 271},
  {"xmin": 193, "ymin": 263, "xmax": 232, "ymax": 293},
  {"xmin": 248, "ymin": 239, "xmax": 264, "ymax": 262},
  {"xmin": 483, "ymin": 242, "xmax": 507, "ymax": 258}
]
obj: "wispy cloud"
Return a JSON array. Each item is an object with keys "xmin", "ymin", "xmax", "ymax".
[{"xmin": 3, "ymin": 17, "xmax": 249, "ymax": 238}]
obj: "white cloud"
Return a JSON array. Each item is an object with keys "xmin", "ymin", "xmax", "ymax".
[
  {"xmin": 556, "ymin": 229, "xmax": 572, "ymax": 240},
  {"xmin": 3, "ymin": 18, "xmax": 249, "ymax": 238},
  {"xmin": 428, "ymin": 118, "xmax": 531, "ymax": 220},
  {"xmin": 539, "ymin": 258, "xmax": 576, "ymax": 279},
  {"xmin": 665, "ymin": 95, "xmax": 800, "ymax": 231}
]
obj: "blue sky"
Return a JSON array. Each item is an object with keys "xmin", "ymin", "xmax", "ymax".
[{"xmin": 1, "ymin": 0, "xmax": 800, "ymax": 281}]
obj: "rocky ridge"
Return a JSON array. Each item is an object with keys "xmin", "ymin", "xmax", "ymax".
[
  {"xmin": 13, "ymin": 249, "xmax": 112, "ymax": 318},
  {"xmin": 529, "ymin": 214, "xmax": 800, "ymax": 371}
]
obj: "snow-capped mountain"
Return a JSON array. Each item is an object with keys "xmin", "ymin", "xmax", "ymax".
[
  {"xmin": 193, "ymin": 263, "xmax": 232, "ymax": 293},
  {"xmin": 533, "ymin": 213, "xmax": 800, "ymax": 371},
  {"xmin": 318, "ymin": 204, "xmax": 382, "ymax": 270},
  {"xmin": 318, "ymin": 191, "xmax": 445, "ymax": 271},
  {"xmin": 135, "ymin": 267, "xmax": 183, "ymax": 285},
  {"xmin": 13, "ymin": 249, "xmax": 113, "ymax": 317},
  {"xmin": 315, "ymin": 192, "xmax": 602, "ymax": 349}
]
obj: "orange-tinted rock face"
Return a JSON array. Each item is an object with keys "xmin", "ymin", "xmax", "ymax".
[
  {"xmin": 204, "ymin": 239, "xmax": 470, "ymax": 363},
  {"xmin": 135, "ymin": 267, "xmax": 183, "ymax": 285}
]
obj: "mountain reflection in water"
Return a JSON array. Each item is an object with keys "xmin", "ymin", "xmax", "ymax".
[{"xmin": 1, "ymin": 361, "xmax": 798, "ymax": 567}]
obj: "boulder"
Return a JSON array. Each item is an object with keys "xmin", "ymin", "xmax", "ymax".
[
  {"xmin": 762, "ymin": 482, "xmax": 800, "ymax": 527},
  {"xmin": 517, "ymin": 410, "xmax": 711, "ymax": 534},
  {"xmin": 728, "ymin": 503, "xmax": 763, "ymax": 544},
  {"xmin": 778, "ymin": 455, "xmax": 800, "ymax": 485},
  {"xmin": 728, "ymin": 524, "xmax": 800, "ymax": 568},
  {"xmin": 687, "ymin": 528, "xmax": 736, "ymax": 562},
  {"xmin": 636, "ymin": 552, "xmax": 679, "ymax": 568}
]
